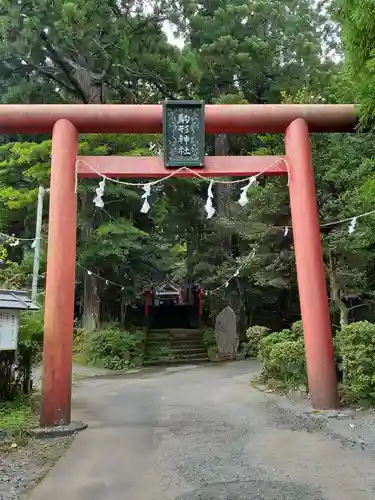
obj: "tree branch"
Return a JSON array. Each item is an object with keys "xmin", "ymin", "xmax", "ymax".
[
  {"xmin": 27, "ymin": 63, "xmax": 77, "ymax": 94},
  {"xmin": 40, "ymin": 31, "xmax": 89, "ymax": 103},
  {"xmin": 348, "ymin": 302, "xmax": 371, "ymax": 311},
  {"xmin": 109, "ymin": 0, "xmax": 122, "ymax": 17}
]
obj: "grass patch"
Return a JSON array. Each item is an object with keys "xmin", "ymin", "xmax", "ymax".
[{"xmin": 0, "ymin": 396, "xmax": 37, "ymax": 443}]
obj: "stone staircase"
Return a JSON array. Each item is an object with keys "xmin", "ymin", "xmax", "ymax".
[{"xmin": 145, "ymin": 328, "xmax": 208, "ymax": 365}]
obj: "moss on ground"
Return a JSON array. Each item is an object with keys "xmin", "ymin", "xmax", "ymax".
[{"xmin": 0, "ymin": 396, "xmax": 37, "ymax": 444}]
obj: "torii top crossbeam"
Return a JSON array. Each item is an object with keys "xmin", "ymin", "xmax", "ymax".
[{"xmin": 0, "ymin": 104, "xmax": 356, "ymax": 134}]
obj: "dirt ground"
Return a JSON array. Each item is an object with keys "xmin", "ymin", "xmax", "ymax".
[{"xmin": 0, "ymin": 435, "xmax": 74, "ymax": 500}]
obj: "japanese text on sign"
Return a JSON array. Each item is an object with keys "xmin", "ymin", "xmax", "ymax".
[{"xmin": 163, "ymin": 101, "xmax": 205, "ymax": 168}]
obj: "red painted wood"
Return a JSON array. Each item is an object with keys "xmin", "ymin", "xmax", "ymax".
[
  {"xmin": 77, "ymin": 156, "xmax": 287, "ymax": 178},
  {"xmin": 285, "ymin": 119, "xmax": 338, "ymax": 410},
  {"xmin": 41, "ymin": 120, "xmax": 78, "ymax": 427},
  {"xmin": 0, "ymin": 104, "xmax": 356, "ymax": 134}
]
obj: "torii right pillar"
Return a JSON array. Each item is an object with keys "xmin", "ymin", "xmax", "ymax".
[{"xmin": 285, "ymin": 118, "xmax": 339, "ymax": 409}]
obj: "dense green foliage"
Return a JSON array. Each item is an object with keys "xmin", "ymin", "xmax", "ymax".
[
  {"xmin": 241, "ymin": 325, "xmax": 271, "ymax": 358},
  {"xmin": 0, "ymin": 0, "xmax": 349, "ymax": 334},
  {"xmin": 335, "ymin": 0, "xmax": 375, "ymax": 127},
  {"xmin": 257, "ymin": 319, "xmax": 375, "ymax": 404},
  {"xmin": 257, "ymin": 323, "xmax": 307, "ymax": 390},
  {"xmin": 336, "ymin": 321, "xmax": 375, "ymax": 404},
  {"xmin": 203, "ymin": 328, "xmax": 220, "ymax": 361},
  {"xmin": 262, "ymin": 339, "xmax": 307, "ymax": 390},
  {"xmin": 87, "ymin": 325, "xmax": 145, "ymax": 370},
  {"xmin": 203, "ymin": 328, "xmax": 216, "ymax": 349},
  {"xmin": 0, "ymin": 0, "xmax": 194, "ymax": 104},
  {"xmin": 18, "ymin": 309, "xmax": 44, "ymax": 363}
]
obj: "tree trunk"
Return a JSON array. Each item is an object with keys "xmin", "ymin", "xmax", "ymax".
[
  {"xmin": 214, "ymin": 134, "xmax": 232, "ymax": 253},
  {"xmin": 74, "ymin": 64, "xmax": 104, "ymax": 104},
  {"xmin": 82, "ymin": 273, "xmax": 99, "ymax": 331},
  {"xmin": 326, "ymin": 251, "xmax": 349, "ymax": 329},
  {"xmin": 214, "ymin": 134, "xmax": 241, "ymax": 314},
  {"xmin": 81, "ymin": 72, "xmax": 102, "ymax": 330},
  {"xmin": 120, "ymin": 300, "xmax": 128, "ymax": 324},
  {"xmin": 235, "ymin": 278, "xmax": 247, "ymax": 340},
  {"xmin": 80, "ymin": 192, "xmax": 100, "ymax": 332}
]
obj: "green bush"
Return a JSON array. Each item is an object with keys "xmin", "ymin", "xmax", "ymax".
[
  {"xmin": 203, "ymin": 328, "xmax": 216, "ymax": 349},
  {"xmin": 290, "ymin": 320, "xmax": 304, "ymax": 340},
  {"xmin": 242, "ymin": 325, "xmax": 271, "ymax": 357},
  {"xmin": 87, "ymin": 325, "xmax": 145, "ymax": 370},
  {"xmin": 336, "ymin": 321, "xmax": 375, "ymax": 404},
  {"xmin": 72, "ymin": 325, "xmax": 89, "ymax": 362},
  {"xmin": 18, "ymin": 308, "xmax": 44, "ymax": 364},
  {"xmin": 258, "ymin": 329, "xmax": 293, "ymax": 364},
  {"xmin": 264, "ymin": 339, "xmax": 307, "ymax": 390},
  {"xmin": 257, "ymin": 326, "xmax": 307, "ymax": 390},
  {"xmin": 3, "ymin": 308, "xmax": 45, "ymax": 399}
]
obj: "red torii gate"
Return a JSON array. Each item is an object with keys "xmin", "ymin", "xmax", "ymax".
[{"xmin": 0, "ymin": 104, "xmax": 357, "ymax": 427}]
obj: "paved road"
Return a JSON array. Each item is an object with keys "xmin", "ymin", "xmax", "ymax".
[
  {"xmin": 28, "ymin": 361, "xmax": 375, "ymax": 500},
  {"xmin": 32, "ymin": 362, "xmax": 114, "ymax": 387}
]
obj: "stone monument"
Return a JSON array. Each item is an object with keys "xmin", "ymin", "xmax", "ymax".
[{"xmin": 214, "ymin": 306, "xmax": 239, "ymax": 360}]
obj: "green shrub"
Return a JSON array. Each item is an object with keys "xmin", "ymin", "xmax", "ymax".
[
  {"xmin": 242, "ymin": 325, "xmax": 271, "ymax": 357},
  {"xmin": 5, "ymin": 308, "xmax": 45, "ymax": 399},
  {"xmin": 203, "ymin": 328, "xmax": 216, "ymax": 349},
  {"xmin": 18, "ymin": 309, "xmax": 44, "ymax": 364},
  {"xmin": 257, "ymin": 328, "xmax": 307, "ymax": 390},
  {"xmin": 264, "ymin": 339, "xmax": 307, "ymax": 390},
  {"xmin": 336, "ymin": 321, "xmax": 375, "ymax": 404},
  {"xmin": 258, "ymin": 329, "xmax": 293, "ymax": 364},
  {"xmin": 290, "ymin": 320, "xmax": 304, "ymax": 339},
  {"xmin": 87, "ymin": 325, "xmax": 145, "ymax": 370},
  {"xmin": 72, "ymin": 325, "xmax": 89, "ymax": 362}
]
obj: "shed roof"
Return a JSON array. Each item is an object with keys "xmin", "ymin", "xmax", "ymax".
[{"xmin": 0, "ymin": 290, "xmax": 39, "ymax": 311}]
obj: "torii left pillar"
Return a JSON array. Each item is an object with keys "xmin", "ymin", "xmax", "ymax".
[{"xmin": 40, "ymin": 120, "xmax": 78, "ymax": 426}]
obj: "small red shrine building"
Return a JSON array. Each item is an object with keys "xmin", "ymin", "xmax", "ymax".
[{"xmin": 143, "ymin": 281, "xmax": 203, "ymax": 329}]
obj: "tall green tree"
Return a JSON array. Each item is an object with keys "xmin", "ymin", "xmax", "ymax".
[
  {"xmin": 334, "ymin": 0, "xmax": 375, "ymax": 126},
  {"xmin": 170, "ymin": 0, "xmax": 342, "ymax": 326},
  {"xmin": 0, "ymin": 0, "xmax": 197, "ymax": 104},
  {"xmin": 181, "ymin": 0, "xmax": 337, "ymax": 102},
  {"xmin": 0, "ymin": 0, "xmax": 200, "ymax": 328},
  {"xmin": 0, "ymin": 135, "xmax": 181, "ymax": 327}
]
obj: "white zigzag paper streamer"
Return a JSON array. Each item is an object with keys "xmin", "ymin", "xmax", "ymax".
[
  {"xmin": 205, "ymin": 181, "xmax": 216, "ymax": 219},
  {"xmin": 238, "ymin": 176, "xmax": 257, "ymax": 207}
]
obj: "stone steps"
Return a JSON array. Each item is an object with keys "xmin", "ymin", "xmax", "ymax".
[
  {"xmin": 144, "ymin": 356, "xmax": 208, "ymax": 366},
  {"xmin": 146, "ymin": 343, "xmax": 206, "ymax": 354},
  {"xmin": 147, "ymin": 329, "xmax": 202, "ymax": 337},
  {"xmin": 145, "ymin": 328, "xmax": 208, "ymax": 365},
  {"xmin": 146, "ymin": 338, "xmax": 205, "ymax": 345}
]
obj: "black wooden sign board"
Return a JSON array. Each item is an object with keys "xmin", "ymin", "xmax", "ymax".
[{"xmin": 163, "ymin": 100, "xmax": 205, "ymax": 168}]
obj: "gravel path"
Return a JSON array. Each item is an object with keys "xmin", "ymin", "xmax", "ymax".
[
  {"xmin": 32, "ymin": 363, "xmax": 114, "ymax": 388},
  {"xmin": 0, "ymin": 363, "xmax": 117, "ymax": 500},
  {"xmin": 24, "ymin": 361, "xmax": 375, "ymax": 500},
  {"xmin": 0, "ymin": 436, "xmax": 74, "ymax": 500}
]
